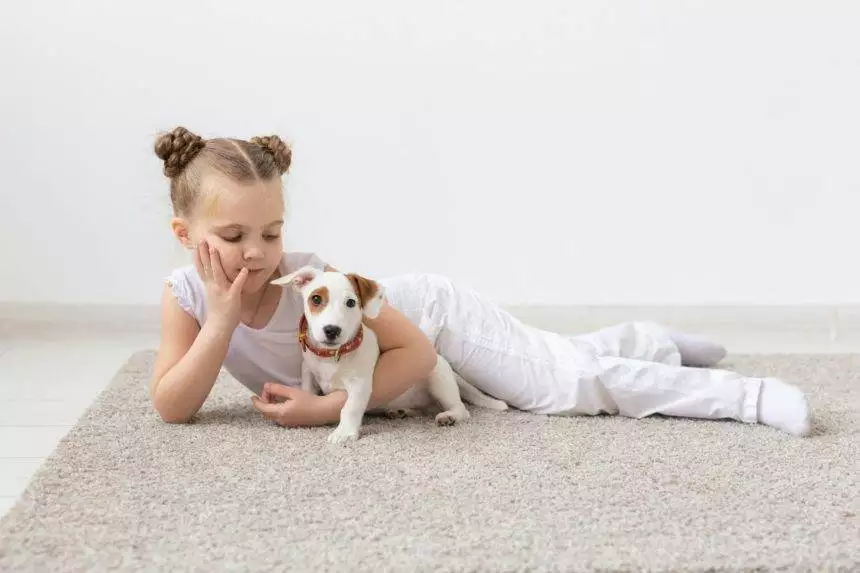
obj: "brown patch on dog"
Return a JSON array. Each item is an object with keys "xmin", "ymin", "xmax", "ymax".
[
  {"xmin": 347, "ymin": 274, "xmax": 379, "ymax": 309},
  {"xmin": 308, "ymin": 286, "xmax": 329, "ymax": 315}
]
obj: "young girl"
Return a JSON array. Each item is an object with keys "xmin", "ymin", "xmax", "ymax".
[{"xmin": 150, "ymin": 126, "xmax": 812, "ymax": 437}]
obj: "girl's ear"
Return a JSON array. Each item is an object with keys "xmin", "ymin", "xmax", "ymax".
[
  {"xmin": 271, "ymin": 266, "xmax": 320, "ymax": 291},
  {"xmin": 347, "ymin": 273, "xmax": 385, "ymax": 319},
  {"xmin": 171, "ymin": 217, "xmax": 194, "ymax": 249}
]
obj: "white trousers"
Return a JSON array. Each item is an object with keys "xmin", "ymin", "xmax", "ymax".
[{"xmin": 380, "ymin": 273, "xmax": 761, "ymax": 423}]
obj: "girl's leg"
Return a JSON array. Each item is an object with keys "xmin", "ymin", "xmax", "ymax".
[
  {"xmin": 380, "ymin": 273, "xmax": 811, "ymax": 436},
  {"xmin": 595, "ymin": 356, "xmax": 810, "ymax": 436},
  {"xmin": 572, "ymin": 321, "xmax": 727, "ymax": 367}
]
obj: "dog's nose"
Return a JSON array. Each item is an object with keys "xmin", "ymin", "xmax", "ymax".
[{"xmin": 323, "ymin": 325, "xmax": 342, "ymax": 341}]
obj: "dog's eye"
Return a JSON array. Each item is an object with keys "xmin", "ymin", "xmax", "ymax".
[
  {"xmin": 311, "ymin": 295, "xmax": 323, "ymax": 305},
  {"xmin": 346, "ymin": 299, "xmax": 357, "ymax": 308}
]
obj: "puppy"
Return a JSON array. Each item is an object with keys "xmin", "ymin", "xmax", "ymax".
[{"xmin": 271, "ymin": 266, "xmax": 508, "ymax": 443}]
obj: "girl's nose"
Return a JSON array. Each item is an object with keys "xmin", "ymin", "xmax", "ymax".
[{"xmin": 244, "ymin": 246, "xmax": 264, "ymax": 261}]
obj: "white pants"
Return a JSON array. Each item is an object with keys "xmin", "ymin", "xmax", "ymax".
[{"xmin": 380, "ymin": 273, "xmax": 761, "ymax": 423}]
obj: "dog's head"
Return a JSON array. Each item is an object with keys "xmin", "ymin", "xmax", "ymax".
[{"xmin": 271, "ymin": 266, "xmax": 384, "ymax": 347}]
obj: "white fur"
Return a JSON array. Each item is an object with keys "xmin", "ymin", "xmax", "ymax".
[{"xmin": 272, "ymin": 266, "xmax": 508, "ymax": 443}]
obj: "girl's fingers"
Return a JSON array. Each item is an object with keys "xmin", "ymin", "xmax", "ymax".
[
  {"xmin": 251, "ymin": 396, "xmax": 281, "ymax": 422},
  {"xmin": 260, "ymin": 385, "xmax": 273, "ymax": 403},
  {"xmin": 199, "ymin": 240, "xmax": 213, "ymax": 281},
  {"xmin": 262, "ymin": 383, "xmax": 298, "ymax": 400},
  {"xmin": 259, "ymin": 383, "xmax": 288, "ymax": 404},
  {"xmin": 230, "ymin": 267, "xmax": 250, "ymax": 296},
  {"xmin": 192, "ymin": 243, "xmax": 206, "ymax": 280},
  {"xmin": 210, "ymin": 246, "xmax": 230, "ymax": 288}
]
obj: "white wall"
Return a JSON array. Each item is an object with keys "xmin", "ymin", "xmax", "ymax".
[{"xmin": 1, "ymin": 1, "xmax": 858, "ymax": 307}]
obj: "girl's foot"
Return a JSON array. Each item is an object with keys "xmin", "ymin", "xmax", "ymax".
[
  {"xmin": 758, "ymin": 377, "xmax": 812, "ymax": 436},
  {"xmin": 667, "ymin": 329, "xmax": 728, "ymax": 367}
]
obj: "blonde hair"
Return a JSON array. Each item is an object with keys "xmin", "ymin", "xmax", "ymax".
[{"xmin": 154, "ymin": 126, "xmax": 292, "ymax": 216}]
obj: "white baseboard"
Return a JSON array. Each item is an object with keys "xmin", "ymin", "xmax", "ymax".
[
  {"xmin": 504, "ymin": 304, "xmax": 853, "ymax": 337},
  {"xmin": 0, "ymin": 303, "xmax": 162, "ymax": 336},
  {"xmin": 3, "ymin": 303, "xmax": 860, "ymax": 340}
]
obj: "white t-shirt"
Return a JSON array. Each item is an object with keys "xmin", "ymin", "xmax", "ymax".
[{"xmin": 165, "ymin": 251, "xmax": 328, "ymax": 397}]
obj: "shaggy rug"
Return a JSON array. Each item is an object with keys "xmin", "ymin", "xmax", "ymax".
[{"xmin": 0, "ymin": 351, "xmax": 857, "ymax": 572}]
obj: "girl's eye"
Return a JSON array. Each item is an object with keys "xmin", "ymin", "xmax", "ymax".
[
  {"xmin": 221, "ymin": 233, "xmax": 279, "ymax": 243},
  {"xmin": 346, "ymin": 299, "xmax": 357, "ymax": 308},
  {"xmin": 311, "ymin": 295, "xmax": 323, "ymax": 305}
]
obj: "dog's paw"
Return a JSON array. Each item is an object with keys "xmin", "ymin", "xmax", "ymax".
[
  {"xmin": 383, "ymin": 409, "xmax": 410, "ymax": 419},
  {"xmin": 435, "ymin": 408, "xmax": 470, "ymax": 426},
  {"xmin": 487, "ymin": 399, "xmax": 509, "ymax": 412},
  {"xmin": 327, "ymin": 427, "xmax": 360, "ymax": 444}
]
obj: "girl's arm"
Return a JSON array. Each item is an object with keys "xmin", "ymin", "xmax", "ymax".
[
  {"xmin": 312, "ymin": 301, "xmax": 439, "ymax": 424},
  {"xmin": 151, "ymin": 240, "xmax": 248, "ymax": 423},
  {"xmin": 149, "ymin": 284, "xmax": 232, "ymax": 423}
]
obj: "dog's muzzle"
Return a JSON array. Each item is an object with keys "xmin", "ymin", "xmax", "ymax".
[{"xmin": 323, "ymin": 325, "xmax": 342, "ymax": 342}]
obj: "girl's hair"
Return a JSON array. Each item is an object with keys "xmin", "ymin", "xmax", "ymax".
[{"xmin": 154, "ymin": 126, "xmax": 292, "ymax": 216}]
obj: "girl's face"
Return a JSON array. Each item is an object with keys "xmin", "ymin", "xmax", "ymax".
[{"xmin": 174, "ymin": 173, "xmax": 286, "ymax": 294}]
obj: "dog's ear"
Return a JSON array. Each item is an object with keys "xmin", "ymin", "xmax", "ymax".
[
  {"xmin": 270, "ymin": 265, "xmax": 320, "ymax": 291},
  {"xmin": 347, "ymin": 273, "xmax": 385, "ymax": 319}
]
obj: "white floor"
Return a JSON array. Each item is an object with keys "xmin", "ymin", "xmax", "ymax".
[
  {"xmin": 0, "ymin": 325, "xmax": 157, "ymax": 519},
  {"xmin": 2, "ymin": 320, "xmax": 859, "ymax": 521}
]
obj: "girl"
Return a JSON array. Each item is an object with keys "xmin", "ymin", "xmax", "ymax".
[{"xmin": 150, "ymin": 127, "xmax": 812, "ymax": 437}]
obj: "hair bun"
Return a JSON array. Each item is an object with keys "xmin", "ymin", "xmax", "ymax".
[
  {"xmin": 154, "ymin": 127, "xmax": 205, "ymax": 177},
  {"xmin": 250, "ymin": 135, "xmax": 292, "ymax": 174}
]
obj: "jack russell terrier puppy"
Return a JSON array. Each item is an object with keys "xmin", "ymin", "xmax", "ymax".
[{"xmin": 271, "ymin": 266, "xmax": 508, "ymax": 443}]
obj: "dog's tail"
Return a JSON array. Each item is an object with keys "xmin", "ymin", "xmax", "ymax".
[{"xmin": 456, "ymin": 377, "xmax": 509, "ymax": 411}]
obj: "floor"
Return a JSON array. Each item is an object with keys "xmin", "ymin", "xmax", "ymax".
[
  {"xmin": 0, "ymin": 325, "xmax": 158, "ymax": 518},
  {"xmin": 1, "ymin": 320, "xmax": 859, "ymax": 520}
]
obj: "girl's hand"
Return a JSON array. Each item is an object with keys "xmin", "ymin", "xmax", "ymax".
[
  {"xmin": 193, "ymin": 238, "xmax": 249, "ymax": 331},
  {"xmin": 251, "ymin": 383, "xmax": 339, "ymax": 427}
]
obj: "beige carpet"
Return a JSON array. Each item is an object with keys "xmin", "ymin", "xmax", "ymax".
[{"xmin": 0, "ymin": 351, "xmax": 857, "ymax": 572}]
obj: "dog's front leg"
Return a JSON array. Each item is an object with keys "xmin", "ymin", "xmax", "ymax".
[
  {"xmin": 300, "ymin": 361, "xmax": 319, "ymax": 396},
  {"xmin": 327, "ymin": 377, "xmax": 372, "ymax": 444}
]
